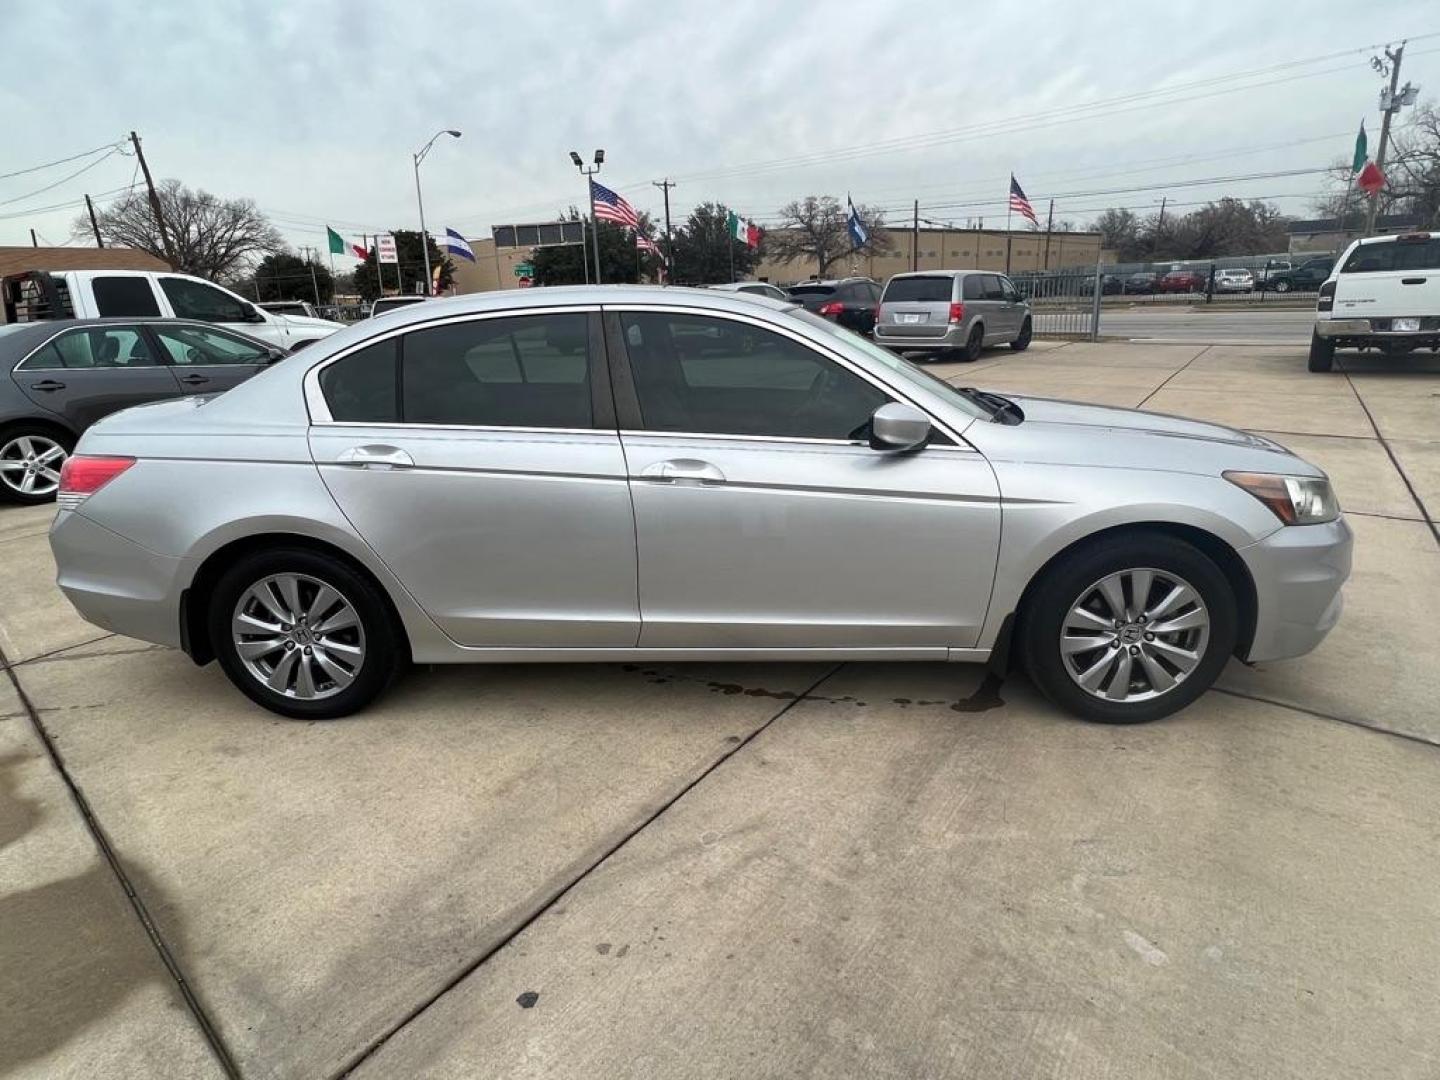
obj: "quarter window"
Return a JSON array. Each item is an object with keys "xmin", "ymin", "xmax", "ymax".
[
  {"xmin": 319, "ymin": 338, "xmax": 399, "ymax": 423},
  {"xmin": 25, "ymin": 327, "xmax": 156, "ymax": 370},
  {"xmin": 159, "ymin": 277, "xmax": 251, "ymax": 322},
  {"xmin": 620, "ymin": 312, "xmax": 891, "ymax": 440},
  {"xmin": 92, "ymin": 277, "xmax": 161, "ymax": 317}
]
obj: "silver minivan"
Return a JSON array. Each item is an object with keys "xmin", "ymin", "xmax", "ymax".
[{"xmin": 874, "ymin": 271, "xmax": 1031, "ymax": 361}]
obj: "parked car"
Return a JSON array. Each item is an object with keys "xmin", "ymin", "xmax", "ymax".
[
  {"xmin": 1122, "ymin": 272, "xmax": 1157, "ymax": 295},
  {"xmin": 1259, "ymin": 257, "xmax": 1335, "ymax": 294},
  {"xmin": 708, "ymin": 282, "xmax": 791, "ymax": 302},
  {"xmin": 1214, "ymin": 268, "xmax": 1254, "ymax": 293},
  {"xmin": 370, "ymin": 296, "xmax": 430, "ymax": 318},
  {"xmin": 874, "ymin": 271, "xmax": 1030, "ymax": 361},
  {"xmin": 1, "ymin": 269, "xmax": 342, "ymax": 350},
  {"xmin": 786, "ymin": 278, "xmax": 881, "ymax": 335},
  {"xmin": 258, "ymin": 300, "xmax": 318, "ymax": 318},
  {"xmin": 49, "ymin": 286, "xmax": 1349, "ymax": 726},
  {"xmin": 1255, "ymin": 260, "xmax": 1292, "ymax": 287},
  {"xmin": 1309, "ymin": 231, "xmax": 1440, "ymax": 372},
  {"xmin": 0, "ymin": 318, "xmax": 283, "ymax": 503},
  {"xmin": 1157, "ymin": 269, "xmax": 1207, "ymax": 294}
]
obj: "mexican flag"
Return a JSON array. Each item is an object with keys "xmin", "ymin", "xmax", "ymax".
[
  {"xmin": 1352, "ymin": 120, "xmax": 1367, "ymax": 174},
  {"xmin": 326, "ymin": 226, "xmax": 346, "ymax": 255},
  {"xmin": 727, "ymin": 210, "xmax": 759, "ymax": 249}
]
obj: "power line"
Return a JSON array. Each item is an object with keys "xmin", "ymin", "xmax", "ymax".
[
  {"xmin": 0, "ymin": 182, "xmax": 141, "ymax": 223},
  {"xmin": 0, "ymin": 146, "xmax": 127, "ymax": 208},
  {"xmin": 0, "ymin": 140, "xmax": 125, "ymax": 182}
]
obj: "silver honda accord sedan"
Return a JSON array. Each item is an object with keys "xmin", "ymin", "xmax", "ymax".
[{"xmin": 48, "ymin": 286, "xmax": 1351, "ymax": 723}]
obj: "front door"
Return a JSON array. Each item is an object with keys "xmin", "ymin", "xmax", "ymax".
[
  {"xmin": 609, "ymin": 307, "xmax": 1001, "ymax": 651},
  {"xmin": 144, "ymin": 321, "xmax": 271, "ymax": 394},
  {"xmin": 307, "ymin": 309, "xmax": 639, "ymax": 648},
  {"xmin": 156, "ymin": 275, "xmax": 275, "ymax": 342},
  {"xmin": 12, "ymin": 324, "xmax": 181, "ymax": 430},
  {"xmin": 980, "ymin": 275, "xmax": 1016, "ymax": 342}
]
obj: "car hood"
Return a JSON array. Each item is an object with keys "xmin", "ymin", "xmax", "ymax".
[
  {"xmin": 963, "ymin": 394, "xmax": 1322, "ymax": 478},
  {"xmin": 277, "ymin": 313, "xmax": 344, "ymax": 333}
]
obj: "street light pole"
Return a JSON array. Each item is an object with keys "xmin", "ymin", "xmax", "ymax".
[
  {"xmin": 571, "ymin": 149, "xmax": 605, "ymax": 284},
  {"xmin": 413, "ymin": 129, "xmax": 461, "ymax": 296}
]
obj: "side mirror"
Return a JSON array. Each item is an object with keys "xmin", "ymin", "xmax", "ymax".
[
  {"xmin": 265, "ymin": 348, "xmax": 287, "ymax": 364},
  {"xmin": 869, "ymin": 402, "xmax": 932, "ymax": 453},
  {"xmin": 245, "ymin": 305, "xmax": 267, "ymax": 323}
]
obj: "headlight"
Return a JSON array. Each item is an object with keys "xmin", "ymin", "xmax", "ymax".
[{"xmin": 1224, "ymin": 471, "xmax": 1339, "ymax": 525}]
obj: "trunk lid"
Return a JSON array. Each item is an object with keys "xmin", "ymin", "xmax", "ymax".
[{"xmin": 877, "ymin": 275, "xmax": 955, "ymax": 335}]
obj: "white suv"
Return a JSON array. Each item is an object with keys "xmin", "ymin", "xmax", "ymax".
[{"xmin": 1310, "ymin": 232, "xmax": 1440, "ymax": 371}]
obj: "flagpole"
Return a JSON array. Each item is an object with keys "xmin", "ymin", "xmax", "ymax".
[
  {"xmin": 1043, "ymin": 199, "xmax": 1054, "ymax": 270},
  {"xmin": 1005, "ymin": 206, "xmax": 1013, "ymax": 274}
]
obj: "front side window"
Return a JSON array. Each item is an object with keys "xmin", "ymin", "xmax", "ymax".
[
  {"xmin": 1000, "ymin": 278, "xmax": 1023, "ymax": 301},
  {"xmin": 26, "ymin": 326, "xmax": 156, "ymax": 370},
  {"xmin": 621, "ymin": 312, "xmax": 890, "ymax": 440},
  {"xmin": 402, "ymin": 313, "xmax": 592, "ymax": 428},
  {"xmin": 92, "ymin": 276, "xmax": 161, "ymax": 317},
  {"xmin": 982, "ymin": 275, "xmax": 1006, "ymax": 301},
  {"xmin": 159, "ymin": 277, "xmax": 250, "ymax": 322},
  {"xmin": 153, "ymin": 324, "xmax": 270, "ymax": 365}
]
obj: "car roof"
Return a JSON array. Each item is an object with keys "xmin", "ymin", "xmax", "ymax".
[
  {"xmin": 887, "ymin": 270, "xmax": 984, "ymax": 279},
  {"xmin": 1354, "ymin": 231, "xmax": 1440, "ymax": 247}
]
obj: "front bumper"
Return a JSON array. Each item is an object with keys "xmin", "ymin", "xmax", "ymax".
[
  {"xmin": 1241, "ymin": 516, "xmax": 1353, "ymax": 663},
  {"xmin": 49, "ymin": 509, "xmax": 187, "ymax": 648}
]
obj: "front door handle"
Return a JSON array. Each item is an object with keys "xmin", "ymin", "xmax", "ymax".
[
  {"xmin": 335, "ymin": 444, "xmax": 415, "ymax": 469},
  {"xmin": 1401, "ymin": 278, "xmax": 1428, "ymax": 285},
  {"xmin": 177, "ymin": 373, "xmax": 210, "ymax": 386},
  {"xmin": 29, "ymin": 379, "xmax": 66, "ymax": 392},
  {"xmin": 638, "ymin": 458, "xmax": 726, "ymax": 484}
]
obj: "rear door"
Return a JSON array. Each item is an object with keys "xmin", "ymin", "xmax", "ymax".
[
  {"xmin": 88, "ymin": 275, "xmax": 166, "ymax": 319},
  {"xmin": 144, "ymin": 322, "xmax": 273, "ymax": 394},
  {"xmin": 1333, "ymin": 237, "xmax": 1440, "ymax": 320},
  {"xmin": 879, "ymin": 275, "xmax": 953, "ymax": 339},
  {"xmin": 12, "ymin": 324, "xmax": 182, "ymax": 429}
]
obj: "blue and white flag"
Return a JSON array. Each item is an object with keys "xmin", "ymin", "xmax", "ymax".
[
  {"xmin": 846, "ymin": 195, "xmax": 868, "ymax": 249},
  {"xmin": 439, "ymin": 228, "xmax": 476, "ymax": 262}
]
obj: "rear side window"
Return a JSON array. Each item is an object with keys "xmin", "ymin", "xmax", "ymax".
[
  {"xmin": 92, "ymin": 277, "xmax": 161, "ymax": 317},
  {"xmin": 883, "ymin": 276, "xmax": 953, "ymax": 303},
  {"xmin": 402, "ymin": 313, "xmax": 591, "ymax": 428},
  {"xmin": 25, "ymin": 327, "xmax": 157, "ymax": 369},
  {"xmin": 319, "ymin": 338, "xmax": 398, "ymax": 423},
  {"xmin": 1340, "ymin": 240, "xmax": 1440, "ymax": 274},
  {"xmin": 961, "ymin": 276, "xmax": 984, "ymax": 301}
]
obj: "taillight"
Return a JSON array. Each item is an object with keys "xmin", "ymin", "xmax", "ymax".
[
  {"xmin": 948, "ymin": 302, "xmax": 965, "ymax": 323},
  {"xmin": 874, "ymin": 304, "xmax": 884, "ymax": 324},
  {"xmin": 57, "ymin": 455, "xmax": 134, "ymax": 509},
  {"xmin": 1317, "ymin": 281, "xmax": 1336, "ymax": 312},
  {"xmin": 817, "ymin": 301, "xmax": 844, "ymax": 316}
]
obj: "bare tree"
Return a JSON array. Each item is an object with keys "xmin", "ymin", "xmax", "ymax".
[
  {"xmin": 76, "ymin": 179, "xmax": 284, "ymax": 279},
  {"xmin": 766, "ymin": 196, "xmax": 892, "ymax": 276}
]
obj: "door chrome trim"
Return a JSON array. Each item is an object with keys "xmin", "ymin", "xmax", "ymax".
[{"xmin": 618, "ymin": 428, "xmax": 980, "ymax": 453}]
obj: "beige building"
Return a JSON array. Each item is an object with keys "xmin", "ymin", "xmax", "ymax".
[{"xmin": 448, "ymin": 236, "xmax": 542, "ymax": 294}]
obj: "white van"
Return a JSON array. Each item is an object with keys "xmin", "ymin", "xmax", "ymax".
[{"xmin": 1311, "ymin": 232, "xmax": 1440, "ymax": 371}]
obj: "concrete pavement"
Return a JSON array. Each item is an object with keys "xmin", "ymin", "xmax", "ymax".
[{"xmin": 2, "ymin": 339, "xmax": 1437, "ymax": 1079}]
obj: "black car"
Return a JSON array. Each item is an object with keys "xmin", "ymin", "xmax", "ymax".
[
  {"xmin": 786, "ymin": 278, "xmax": 882, "ymax": 335},
  {"xmin": 1259, "ymin": 257, "xmax": 1335, "ymax": 294},
  {"xmin": 0, "ymin": 318, "xmax": 283, "ymax": 504},
  {"xmin": 1122, "ymin": 272, "xmax": 1157, "ymax": 294}
]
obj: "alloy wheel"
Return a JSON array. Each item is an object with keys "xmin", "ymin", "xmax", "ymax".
[
  {"xmin": 0, "ymin": 434, "xmax": 67, "ymax": 497},
  {"xmin": 1059, "ymin": 567, "xmax": 1210, "ymax": 703},
  {"xmin": 231, "ymin": 573, "xmax": 366, "ymax": 700}
]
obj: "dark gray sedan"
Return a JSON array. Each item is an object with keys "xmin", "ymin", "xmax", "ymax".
[{"xmin": 0, "ymin": 318, "xmax": 282, "ymax": 503}]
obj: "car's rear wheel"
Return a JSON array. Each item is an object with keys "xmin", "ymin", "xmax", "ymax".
[
  {"xmin": 209, "ymin": 548, "xmax": 404, "ymax": 719},
  {"xmin": 1308, "ymin": 330, "xmax": 1335, "ymax": 372},
  {"xmin": 1010, "ymin": 318, "xmax": 1032, "ymax": 352},
  {"xmin": 961, "ymin": 324, "xmax": 984, "ymax": 362},
  {"xmin": 1020, "ymin": 534, "xmax": 1237, "ymax": 724},
  {"xmin": 0, "ymin": 428, "xmax": 72, "ymax": 505}
]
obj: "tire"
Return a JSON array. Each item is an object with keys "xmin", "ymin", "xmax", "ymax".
[
  {"xmin": 1307, "ymin": 330, "xmax": 1335, "ymax": 372},
  {"xmin": 1010, "ymin": 318, "xmax": 1032, "ymax": 352},
  {"xmin": 1273, "ymin": 279, "xmax": 1292, "ymax": 294},
  {"xmin": 961, "ymin": 324, "xmax": 984, "ymax": 362},
  {"xmin": 1020, "ymin": 533, "xmax": 1238, "ymax": 724},
  {"xmin": 0, "ymin": 427, "xmax": 74, "ymax": 505},
  {"xmin": 208, "ymin": 547, "xmax": 404, "ymax": 719}
]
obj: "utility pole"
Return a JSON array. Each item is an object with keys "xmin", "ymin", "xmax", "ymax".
[
  {"xmin": 1042, "ymin": 198, "xmax": 1054, "ymax": 269},
  {"xmin": 29, "ymin": 229, "xmax": 38, "ymax": 247},
  {"xmin": 84, "ymin": 194, "xmax": 105, "ymax": 247},
  {"xmin": 1366, "ymin": 41, "xmax": 1414, "ymax": 234},
  {"xmin": 299, "ymin": 245, "xmax": 322, "ymax": 307},
  {"xmin": 653, "ymin": 179, "xmax": 676, "ymax": 283},
  {"xmin": 912, "ymin": 199, "xmax": 919, "ymax": 271},
  {"xmin": 130, "ymin": 131, "xmax": 178, "ymax": 270},
  {"xmin": 1156, "ymin": 196, "xmax": 1167, "ymax": 234}
]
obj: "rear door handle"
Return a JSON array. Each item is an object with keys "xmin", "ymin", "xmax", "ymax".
[
  {"xmin": 638, "ymin": 458, "xmax": 726, "ymax": 484},
  {"xmin": 335, "ymin": 444, "xmax": 414, "ymax": 469},
  {"xmin": 177, "ymin": 374, "xmax": 210, "ymax": 386},
  {"xmin": 1401, "ymin": 278, "xmax": 1428, "ymax": 285},
  {"xmin": 29, "ymin": 379, "xmax": 65, "ymax": 392}
]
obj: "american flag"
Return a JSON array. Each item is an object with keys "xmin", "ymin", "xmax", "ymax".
[
  {"xmin": 1008, "ymin": 175, "xmax": 1038, "ymax": 226},
  {"xmin": 636, "ymin": 233, "xmax": 663, "ymax": 256},
  {"xmin": 590, "ymin": 179, "xmax": 640, "ymax": 230}
]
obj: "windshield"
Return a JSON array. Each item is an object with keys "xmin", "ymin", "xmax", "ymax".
[{"xmin": 789, "ymin": 309, "xmax": 990, "ymax": 421}]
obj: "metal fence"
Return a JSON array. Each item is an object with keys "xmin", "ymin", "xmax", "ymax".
[{"xmin": 1014, "ymin": 265, "xmax": 1105, "ymax": 339}]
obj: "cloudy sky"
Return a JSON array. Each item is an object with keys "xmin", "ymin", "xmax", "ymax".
[{"xmin": 2, "ymin": 0, "xmax": 1436, "ymax": 255}]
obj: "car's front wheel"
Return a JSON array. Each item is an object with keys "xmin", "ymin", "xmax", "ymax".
[
  {"xmin": 1010, "ymin": 318, "xmax": 1032, "ymax": 352},
  {"xmin": 1021, "ymin": 534, "xmax": 1237, "ymax": 724},
  {"xmin": 0, "ymin": 428, "xmax": 72, "ymax": 505},
  {"xmin": 1308, "ymin": 330, "xmax": 1335, "ymax": 372},
  {"xmin": 208, "ymin": 548, "xmax": 404, "ymax": 719}
]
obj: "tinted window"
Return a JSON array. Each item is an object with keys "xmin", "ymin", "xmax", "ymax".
[
  {"xmin": 884, "ymin": 276, "xmax": 954, "ymax": 303},
  {"xmin": 866, "ymin": 282, "xmax": 882, "ymax": 302},
  {"xmin": 402, "ymin": 313, "xmax": 591, "ymax": 428},
  {"xmin": 787, "ymin": 285, "xmax": 834, "ymax": 299},
  {"xmin": 153, "ymin": 325, "xmax": 269, "ymax": 365},
  {"xmin": 621, "ymin": 312, "xmax": 890, "ymax": 440},
  {"xmin": 982, "ymin": 275, "xmax": 1006, "ymax": 301},
  {"xmin": 961, "ymin": 275, "xmax": 984, "ymax": 301},
  {"xmin": 1000, "ymin": 278, "xmax": 1022, "ymax": 301},
  {"xmin": 320, "ymin": 338, "xmax": 399, "ymax": 423},
  {"xmin": 159, "ymin": 277, "xmax": 250, "ymax": 321},
  {"xmin": 1341, "ymin": 241, "xmax": 1440, "ymax": 274},
  {"xmin": 28, "ymin": 327, "xmax": 157, "ymax": 369},
  {"xmin": 92, "ymin": 277, "xmax": 161, "ymax": 317}
]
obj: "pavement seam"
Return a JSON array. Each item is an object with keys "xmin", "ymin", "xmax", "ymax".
[
  {"xmin": 333, "ymin": 661, "xmax": 848, "ymax": 1079},
  {"xmin": 1134, "ymin": 343, "xmax": 1213, "ymax": 409},
  {"xmin": 1, "ymin": 632, "xmax": 117, "ymax": 671},
  {"xmin": 1336, "ymin": 357, "xmax": 1440, "ymax": 547},
  {"xmin": 1212, "ymin": 686, "xmax": 1440, "ymax": 750},
  {"xmin": 0, "ymin": 643, "xmax": 243, "ymax": 1079}
]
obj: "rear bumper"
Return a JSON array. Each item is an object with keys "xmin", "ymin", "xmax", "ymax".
[
  {"xmin": 49, "ymin": 509, "xmax": 186, "ymax": 648},
  {"xmin": 873, "ymin": 326, "xmax": 966, "ymax": 351},
  {"xmin": 1316, "ymin": 318, "xmax": 1440, "ymax": 340},
  {"xmin": 1240, "ymin": 516, "xmax": 1353, "ymax": 663}
]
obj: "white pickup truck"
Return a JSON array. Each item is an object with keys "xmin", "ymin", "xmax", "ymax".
[
  {"xmin": 1311, "ymin": 232, "xmax": 1440, "ymax": 371},
  {"xmin": 0, "ymin": 269, "xmax": 343, "ymax": 350}
]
